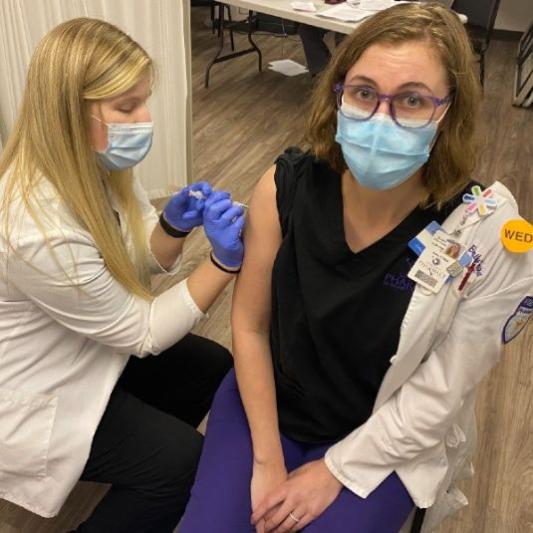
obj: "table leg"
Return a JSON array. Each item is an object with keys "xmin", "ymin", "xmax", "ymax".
[
  {"xmin": 205, "ymin": 3, "xmax": 226, "ymax": 88},
  {"xmin": 204, "ymin": 4, "xmax": 263, "ymax": 88},
  {"xmin": 247, "ymin": 10, "xmax": 262, "ymax": 72}
]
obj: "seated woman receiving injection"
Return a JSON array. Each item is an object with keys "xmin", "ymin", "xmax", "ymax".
[{"xmin": 180, "ymin": 4, "xmax": 533, "ymax": 533}]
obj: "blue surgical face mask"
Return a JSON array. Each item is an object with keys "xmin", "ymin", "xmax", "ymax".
[
  {"xmin": 335, "ymin": 101, "xmax": 444, "ymax": 190},
  {"xmin": 92, "ymin": 115, "xmax": 154, "ymax": 171}
]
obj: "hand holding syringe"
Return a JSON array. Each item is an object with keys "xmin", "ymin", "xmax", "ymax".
[
  {"xmin": 162, "ymin": 181, "xmax": 246, "ymax": 238},
  {"xmin": 162, "ymin": 182, "xmax": 246, "ymax": 268}
]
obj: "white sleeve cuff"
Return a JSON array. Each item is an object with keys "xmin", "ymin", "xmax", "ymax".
[
  {"xmin": 324, "ymin": 442, "xmax": 391, "ymax": 500},
  {"xmin": 149, "ymin": 279, "xmax": 206, "ymax": 353}
]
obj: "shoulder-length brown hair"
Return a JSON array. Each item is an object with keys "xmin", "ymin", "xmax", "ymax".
[{"xmin": 305, "ymin": 2, "xmax": 482, "ymax": 205}]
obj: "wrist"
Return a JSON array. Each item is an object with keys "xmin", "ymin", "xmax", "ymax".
[
  {"xmin": 320, "ymin": 458, "xmax": 343, "ymax": 488},
  {"xmin": 210, "ymin": 251, "xmax": 241, "ymax": 273},
  {"xmin": 253, "ymin": 441, "xmax": 284, "ymax": 467},
  {"xmin": 253, "ymin": 454, "xmax": 285, "ymax": 468},
  {"xmin": 159, "ymin": 212, "xmax": 191, "ymax": 238}
]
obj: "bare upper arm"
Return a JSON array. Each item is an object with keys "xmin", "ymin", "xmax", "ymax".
[{"xmin": 231, "ymin": 165, "xmax": 281, "ymax": 334}]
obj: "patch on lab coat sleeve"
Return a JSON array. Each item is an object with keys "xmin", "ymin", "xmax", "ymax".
[{"xmin": 502, "ymin": 296, "xmax": 533, "ymax": 344}]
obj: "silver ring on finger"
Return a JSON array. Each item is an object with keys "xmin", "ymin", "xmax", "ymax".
[{"xmin": 289, "ymin": 511, "xmax": 301, "ymax": 523}]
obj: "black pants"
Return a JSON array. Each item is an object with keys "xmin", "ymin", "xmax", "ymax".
[
  {"xmin": 297, "ymin": 24, "xmax": 345, "ymax": 75},
  {"xmin": 75, "ymin": 334, "xmax": 233, "ymax": 533}
]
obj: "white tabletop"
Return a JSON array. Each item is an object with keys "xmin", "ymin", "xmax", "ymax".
[
  {"xmin": 223, "ymin": 0, "xmax": 466, "ymax": 34},
  {"xmin": 225, "ymin": 0, "xmax": 363, "ymax": 34}
]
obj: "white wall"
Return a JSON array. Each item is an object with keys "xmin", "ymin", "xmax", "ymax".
[
  {"xmin": 0, "ymin": 0, "xmax": 191, "ymax": 197},
  {"xmin": 184, "ymin": 1, "xmax": 193, "ymax": 184},
  {"xmin": 495, "ymin": 0, "xmax": 532, "ymax": 32}
]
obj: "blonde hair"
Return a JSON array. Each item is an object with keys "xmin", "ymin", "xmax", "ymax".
[
  {"xmin": 305, "ymin": 2, "xmax": 482, "ymax": 205},
  {"xmin": 0, "ymin": 17, "xmax": 153, "ymax": 299}
]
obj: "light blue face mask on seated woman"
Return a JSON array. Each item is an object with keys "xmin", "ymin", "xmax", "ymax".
[
  {"xmin": 335, "ymin": 100, "xmax": 446, "ymax": 190},
  {"xmin": 92, "ymin": 115, "xmax": 154, "ymax": 171}
]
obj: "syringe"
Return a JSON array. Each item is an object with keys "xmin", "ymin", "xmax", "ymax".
[{"xmin": 189, "ymin": 189, "xmax": 247, "ymax": 209}]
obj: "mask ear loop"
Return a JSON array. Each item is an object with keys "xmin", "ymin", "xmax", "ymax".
[
  {"xmin": 91, "ymin": 108, "xmax": 109, "ymax": 154},
  {"xmin": 91, "ymin": 113, "xmax": 110, "ymax": 128},
  {"xmin": 429, "ymin": 102, "xmax": 451, "ymax": 151}
]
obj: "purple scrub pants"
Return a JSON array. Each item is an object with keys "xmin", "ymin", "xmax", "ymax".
[{"xmin": 179, "ymin": 369, "xmax": 414, "ymax": 533}]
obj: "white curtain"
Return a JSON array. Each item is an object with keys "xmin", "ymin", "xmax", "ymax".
[{"xmin": 0, "ymin": 0, "xmax": 190, "ymax": 197}]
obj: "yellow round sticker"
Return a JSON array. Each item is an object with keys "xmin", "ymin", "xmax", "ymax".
[{"xmin": 501, "ymin": 219, "xmax": 533, "ymax": 253}]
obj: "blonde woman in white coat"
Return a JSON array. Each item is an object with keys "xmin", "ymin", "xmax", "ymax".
[{"xmin": 0, "ymin": 18, "xmax": 244, "ymax": 532}]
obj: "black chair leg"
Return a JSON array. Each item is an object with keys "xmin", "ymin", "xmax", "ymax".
[
  {"xmin": 410, "ymin": 508, "xmax": 426, "ymax": 533},
  {"xmin": 479, "ymin": 51, "xmax": 485, "ymax": 89},
  {"xmin": 226, "ymin": 5, "xmax": 235, "ymax": 51}
]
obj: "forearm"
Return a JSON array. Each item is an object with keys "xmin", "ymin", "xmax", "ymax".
[
  {"xmin": 186, "ymin": 257, "xmax": 236, "ymax": 313},
  {"xmin": 232, "ymin": 328, "xmax": 284, "ymax": 466},
  {"xmin": 229, "ymin": 164, "xmax": 283, "ymax": 466},
  {"xmin": 150, "ymin": 222, "xmax": 185, "ymax": 271}
]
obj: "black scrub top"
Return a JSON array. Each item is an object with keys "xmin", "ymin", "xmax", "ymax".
[{"xmin": 270, "ymin": 148, "xmax": 474, "ymax": 444}]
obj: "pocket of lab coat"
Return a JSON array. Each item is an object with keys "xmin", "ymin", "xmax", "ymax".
[{"xmin": 0, "ymin": 388, "xmax": 58, "ymax": 478}]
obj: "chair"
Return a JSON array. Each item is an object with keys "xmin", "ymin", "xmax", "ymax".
[
  {"xmin": 410, "ymin": 508, "xmax": 426, "ymax": 533},
  {"xmin": 190, "ymin": 0, "xmax": 235, "ymax": 50},
  {"xmin": 450, "ymin": 0, "xmax": 502, "ymax": 87}
]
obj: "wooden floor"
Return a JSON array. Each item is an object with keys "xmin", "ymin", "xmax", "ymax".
[{"xmin": 1, "ymin": 9, "xmax": 532, "ymax": 532}]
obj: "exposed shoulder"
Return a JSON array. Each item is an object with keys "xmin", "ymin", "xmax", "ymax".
[
  {"xmin": 248, "ymin": 165, "xmax": 280, "ymax": 238},
  {"xmin": 252, "ymin": 165, "xmax": 277, "ymax": 203}
]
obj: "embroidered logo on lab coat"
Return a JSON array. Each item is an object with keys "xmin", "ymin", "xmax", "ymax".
[
  {"xmin": 502, "ymin": 296, "xmax": 533, "ymax": 344},
  {"xmin": 467, "ymin": 244, "xmax": 484, "ymax": 277}
]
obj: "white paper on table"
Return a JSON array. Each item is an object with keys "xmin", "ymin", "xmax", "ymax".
[
  {"xmin": 315, "ymin": 4, "xmax": 373, "ymax": 22},
  {"xmin": 268, "ymin": 59, "xmax": 309, "ymax": 77},
  {"xmin": 290, "ymin": 1, "xmax": 317, "ymax": 12},
  {"xmin": 359, "ymin": 0, "xmax": 399, "ymax": 10}
]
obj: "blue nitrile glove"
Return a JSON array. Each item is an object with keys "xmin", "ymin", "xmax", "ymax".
[
  {"xmin": 203, "ymin": 191, "xmax": 245, "ymax": 269},
  {"xmin": 162, "ymin": 181, "xmax": 212, "ymax": 232}
]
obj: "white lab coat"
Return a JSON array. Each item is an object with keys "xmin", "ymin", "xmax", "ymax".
[
  {"xmin": 0, "ymin": 173, "xmax": 205, "ymax": 517},
  {"xmin": 324, "ymin": 182, "xmax": 533, "ymax": 531}
]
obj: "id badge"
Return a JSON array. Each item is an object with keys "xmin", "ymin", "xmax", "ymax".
[{"xmin": 408, "ymin": 230, "xmax": 469, "ymax": 293}]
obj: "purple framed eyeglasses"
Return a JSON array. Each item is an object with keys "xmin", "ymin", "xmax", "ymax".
[{"xmin": 334, "ymin": 82, "xmax": 453, "ymax": 129}]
